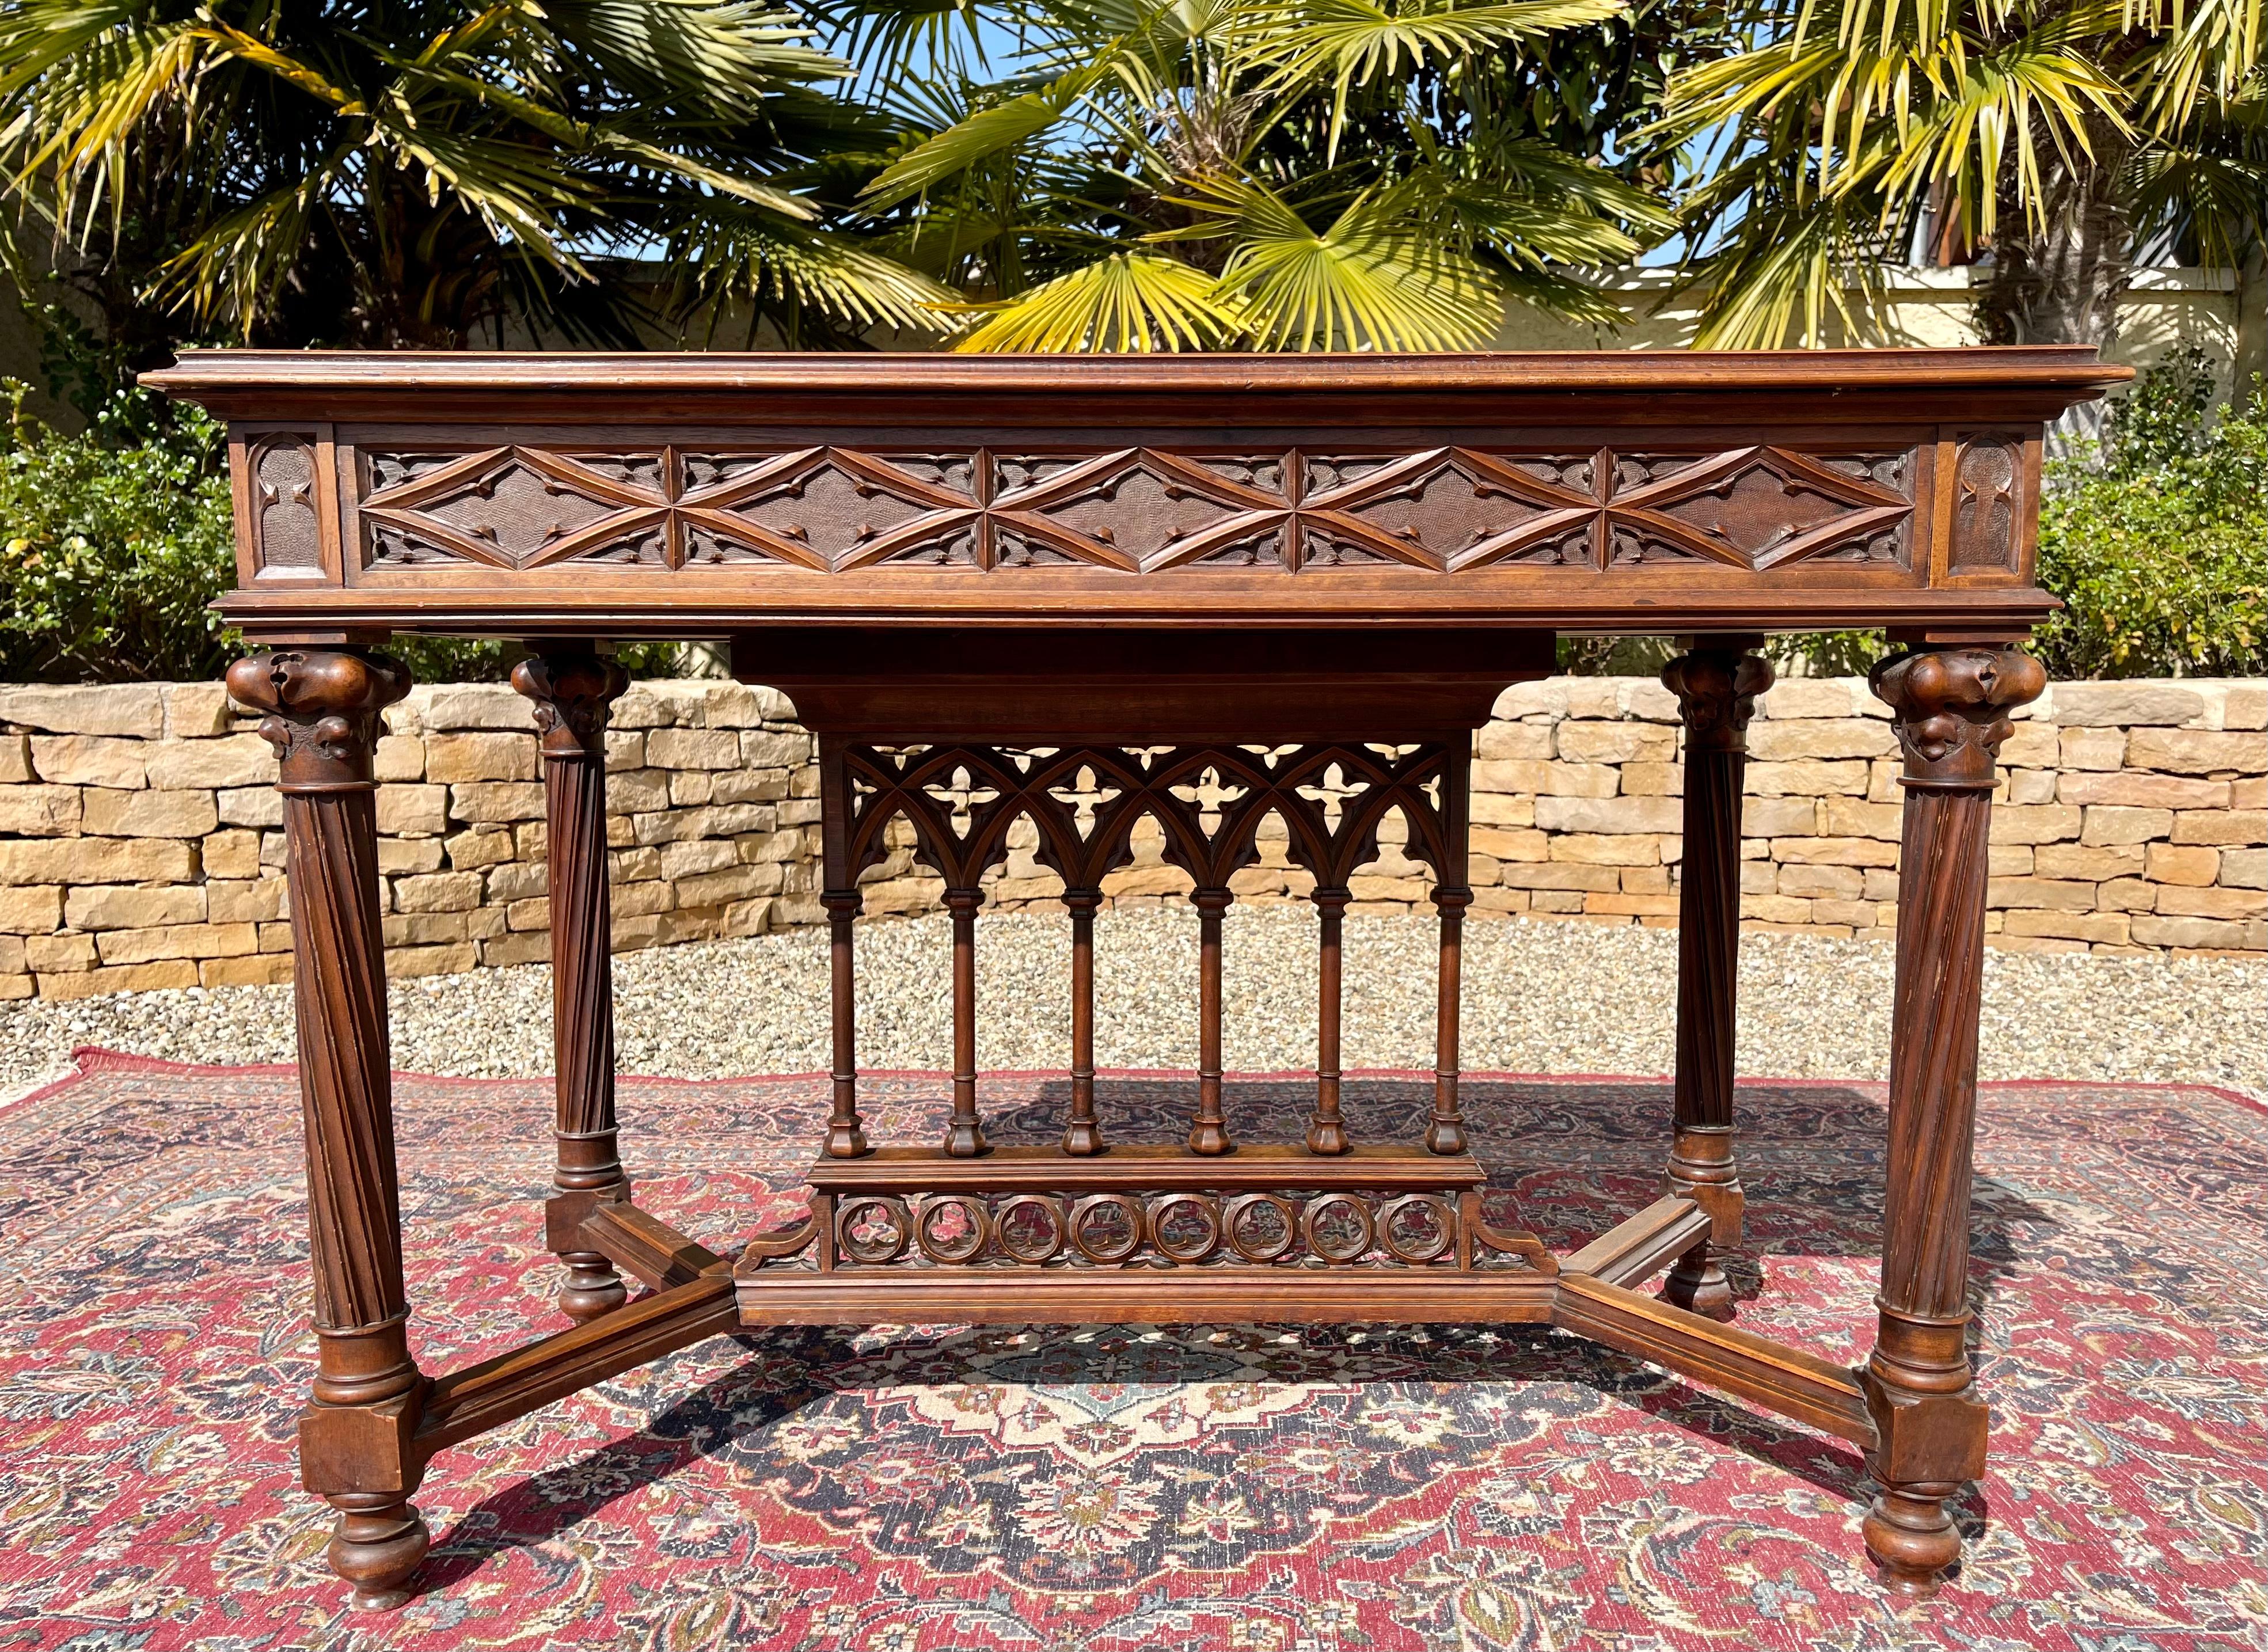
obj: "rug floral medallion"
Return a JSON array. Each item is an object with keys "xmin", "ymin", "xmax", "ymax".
[{"xmin": 1, "ymin": 1053, "xmax": 2263, "ymax": 1651}]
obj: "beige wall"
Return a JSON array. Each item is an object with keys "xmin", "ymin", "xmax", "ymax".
[
  {"xmin": 1490, "ymin": 267, "xmax": 2252, "ymax": 394},
  {"xmin": 2, "ymin": 675, "xmax": 2261, "ymax": 1001}
]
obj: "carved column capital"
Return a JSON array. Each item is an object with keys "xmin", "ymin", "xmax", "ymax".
[
  {"xmin": 1660, "ymin": 648, "xmax": 1775, "ymax": 754},
  {"xmin": 511, "ymin": 652, "xmax": 629, "ymax": 761},
  {"xmin": 1870, "ymin": 645, "xmax": 2046, "ymax": 790},
  {"xmin": 227, "ymin": 650, "xmax": 409, "ymax": 788}
]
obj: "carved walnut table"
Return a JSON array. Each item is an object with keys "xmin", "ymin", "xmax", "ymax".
[{"xmin": 147, "ymin": 348, "xmax": 2123, "ymax": 1609}]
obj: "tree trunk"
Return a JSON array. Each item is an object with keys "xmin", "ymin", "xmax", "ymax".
[{"xmin": 1971, "ymin": 123, "xmax": 2136, "ymax": 351}]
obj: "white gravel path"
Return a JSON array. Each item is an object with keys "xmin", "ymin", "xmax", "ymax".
[{"xmin": 3, "ymin": 910, "xmax": 2261, "ymax": 1103}]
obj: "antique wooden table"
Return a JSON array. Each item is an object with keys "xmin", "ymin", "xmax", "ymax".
[{"xmin": 149, "ymin": 347, "xmax": 2123, "ymax": 1610}]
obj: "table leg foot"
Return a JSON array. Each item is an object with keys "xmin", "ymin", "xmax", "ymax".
[
  {"xmin": 328, "ymin": 1492, "xmax": 429, "ymax": 1611},
  {"xmin": 557, "ymin": 1251, "xmax": 629, "ymax": 1323},
  {"xmin": 1659, "ymin": 1242, "xmax": 1734, "ymax": 1320},
  {"xmin": 1863, "ymin": 1482, "xmax": 1960, "ymax": 1598}
]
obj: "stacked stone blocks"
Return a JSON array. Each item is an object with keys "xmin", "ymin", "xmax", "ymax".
[{"xmin": 1, "ymin": 673, "xmax": 2260, "ymax": 999}]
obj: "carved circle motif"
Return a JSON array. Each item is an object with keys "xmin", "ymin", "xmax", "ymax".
[
  {"xmin": 994, "ymin": 1195, "xmax": 1067, "ymax": 1263},
  {"xmin": 914, "ymin": 1195, "xmax": 993, "ymax": 1264},
  {"xmin": 1301, "ymin": 1193, "xmax": 1376, "ymax": 1263},
  {"xmin": 1069, "ymin": 1194, "xmax": 1146, "ymax": 1263},
  {"xmin": 838, "ymin": 1195, "xmax": 911, "ymax": 1264},
  {"xmin": 1224, "ymin": 1193, "xmax": 1299, "ymax": 1262},
  {"xmin": 1378, "ymin": 1194, "xmax": 1457, "ymax": 1263},
  {"xmin": 1149, "ymin": 1194, "xmax": 1222, "ymax": 1263}
]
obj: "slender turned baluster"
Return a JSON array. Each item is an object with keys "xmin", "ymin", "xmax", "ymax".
[
  {"xmin": 1188, "ymin": 886, "xmax": 1235, "ymax": 1155},
  {"xmin": 1863, "ymin": 642, "xmax": 2046, "ymax": 1598},
  {"xmin": 816, "ymin": 741, "xmax": 869, "ymax": 1157},
  {"xmin": 822, "ymin": 891, "xmax": 869, "ymax": 1156},
  {"xmin": 511, "ymin": 652, "xmax": 630, "ymax": 1324},
  {"xmin": 1306, "ymin": 886, "xmax": 1352, "ymax": 1154},
  {"xmin": 1062, "ymin": 888, "xmax": 1105, "ymax": 1155},
  {"xmin": 942, "ymin": 887, "xmax": 989, "ymax": 1156},
  {"xmin": 1658, "ymin": 641, "xmax": 1773, "ymax": 1319},
  {"xmin": 1427, "ymin": 733, "xmax": 1474, "ymax": 1155},
  {"xmin": 228, "ymin": 648, "xmax": 427, "ymax": 1612}
]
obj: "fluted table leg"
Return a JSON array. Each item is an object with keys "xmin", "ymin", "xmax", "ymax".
[
  {"xmin": 513, "ymin": 651, "xmax": 630, "ymax": 1324},
  {"xmin": 1659, "ymin": 641, "xmax": 1772, "ymax": 1318},
  {"xmin": 1863, "ymin": 641, "xmax": 2046, "ymax": 1597},
  {"xmin": 228, "ymin": 648, "xmax": 426, "ymax": 1611}
]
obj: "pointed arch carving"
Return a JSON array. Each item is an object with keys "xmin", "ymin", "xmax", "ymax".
[{"xmin": 838, "ymin": 740, "xmax": 1462, "ymax": 893}]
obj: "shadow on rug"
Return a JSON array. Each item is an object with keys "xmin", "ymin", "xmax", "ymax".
[{"xmin": 1, "ymin": 1051, "xmax": 2263, "ymax": 1651}]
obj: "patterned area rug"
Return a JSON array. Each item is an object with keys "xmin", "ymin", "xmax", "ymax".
[{"xmin": 1, "ymin": 1053, "xmax": 2263, "ymax": 1652}]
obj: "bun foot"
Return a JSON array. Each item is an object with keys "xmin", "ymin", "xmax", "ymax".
[
  {"xmin": 328, "ymin": 1494, "xmax": 428, "ymax": 1611},
  {"xmin": 1863, "ymin": 1483, "xmax": 1961, "ymax": 1599},
  {"xmin": 1661, "ymin": 1244, "xmax": 1735, "ymax": 1321},
  {"xmin": 557, "ymin": 1252, "xmax": 628, "ymax": 1323}
]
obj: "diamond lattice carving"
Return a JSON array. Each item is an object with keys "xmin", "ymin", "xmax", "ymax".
[
  {"xmin": 361, "ymin": 447, "xmax": 668, "ymax": 569},
  {"xmin": 355, "ymin": 442, "xmax": 1917, "ymax": 576},
  {"xmin": 1607, "ymin": 446, "xmax": 1912, "ymax": 570}
]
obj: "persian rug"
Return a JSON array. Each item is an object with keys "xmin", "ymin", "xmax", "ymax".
[{"xmin": 1, "ymin": 1051, "xmax": 2263, "ymax": 1652}]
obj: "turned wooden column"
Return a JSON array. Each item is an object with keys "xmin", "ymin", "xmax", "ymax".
[
  {"xmin": 1188, "ymin": 886, "xmax": 1235, "ymax": 1155},
  {"xmin": 1427, "ymin": 731, "xmax": 1475, "ymax": 1154},
  {"xmin": 942, "ymin": 888, "xmax": 989, "ymax": 1157},
  {"xmin": 1306, "ymin": 886, "xmax": 1352, "ymax": 1154},
  {"xmin": 228, "ymin": 647, "xmax": 426, "ymax": 1611},
  {"xmin": 816, "ymin": 740, "xmax": 869, "ymax": 1158},
  {"xmin": 512, "ymin": 651, "xmax": 630, "ymax": 1323},
  {"xmin": 1658, "ymin": 641, "xmax": 1773, "ymax": 1318},
  {"xmin": 1863, "ymin": 641, "xmax": 2046, "ymax": 1597},
  {"xmin": 1062, "ymin": 888, "xmax": 1105, "ymax": 1155}
]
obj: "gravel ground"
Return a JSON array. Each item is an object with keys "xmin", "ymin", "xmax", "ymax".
[{"xmin": 3, "ymin": 909, "xmax": 2262, "ymax": 1103}]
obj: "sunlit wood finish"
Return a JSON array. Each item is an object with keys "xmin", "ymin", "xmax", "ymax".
[{"xmin": 161, "ymin": 348, "xmax": 2122, "ymax": 1612}]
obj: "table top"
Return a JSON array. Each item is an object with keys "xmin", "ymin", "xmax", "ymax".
[{"xmin": 147, "ymin": 347, "xmax": 2128, "ymax": 642}]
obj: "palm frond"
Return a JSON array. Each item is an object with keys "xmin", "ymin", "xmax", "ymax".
[
  {"xmin": 1236, "ymin": 0, "xmax": 1627, "ymax": 157},
  {"xmin": 666, "ymin": 202, "xmax": 966, "ymax": 335},
  {"xmin": 545, "ymin": 0, "xmax": 852, "ymax": 114},
  {"xmin": 860, "ymin": 61, "xmax": 1112, "ymax": 210},
  {"xmin": 951, "ymin": 248, "xmax": 1245, "ymax": 347},
  {"xmin": 1179, "ymin": 173, "xmax": 1505, "ymax": 349}
]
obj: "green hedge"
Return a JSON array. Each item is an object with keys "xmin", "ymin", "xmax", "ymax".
[
  {"xmin": 2033, "ymin": 352, "xmax": 2267, "ymax": 679},
  {"xmin": 0, "ymin": 385, "xmax": 677, "ymax": 685}
]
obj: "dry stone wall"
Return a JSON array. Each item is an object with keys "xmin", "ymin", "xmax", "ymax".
[{"xmin": 2, "ymin": 673, "xmax": 2261, "ymax": 1000}]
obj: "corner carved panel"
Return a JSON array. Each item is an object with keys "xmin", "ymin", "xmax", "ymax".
[
  {"xmin": 249, "ymin": 434, "xmax": 325, "ymax": 579},
  {"xmin": 351, "ymin": 442, "xmax": 1917, "ymax": 575},
  {"xmin": 1950, "ymin": 438, "xmax": 2022, "ymax": 572}
]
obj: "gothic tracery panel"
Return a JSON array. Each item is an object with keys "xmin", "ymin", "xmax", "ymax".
[{"xmin": 837, "ymin": 741, "xmax": 1462, "ymax": 894}]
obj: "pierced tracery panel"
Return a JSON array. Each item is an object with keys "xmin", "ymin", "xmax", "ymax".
[{"xmin": 836, "ymin": 741, "xmax": 1464, "ymax": 895}]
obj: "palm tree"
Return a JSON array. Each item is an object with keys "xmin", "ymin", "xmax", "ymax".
[
  {"xmin": 0, "ymin": 0, "xmax": 956, "ymax": 374},
  {"xmin": 835, "ymin": 0, "xmax": 1689, "ymax": 350},
  {"xmin": 1655, "ymin": 0, "xmax": 2267, "ymax": 351}
]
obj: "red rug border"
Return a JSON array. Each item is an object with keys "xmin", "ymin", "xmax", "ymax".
[{"xmin": 13, "ymin": 1042, "xmax": 2266, "ymax": 1119}]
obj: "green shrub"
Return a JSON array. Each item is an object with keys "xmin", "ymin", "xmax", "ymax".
[
  {"xmin": 1767, "ymin": 352, "xmax": 2267, "ymax": 682},
  {"xmin": 0, "ymin": 382, "xmax": 237, "ymax": 682},
  {"xmin": 2033, "ymin": 355, "xmax": 2267, "ymax": 679},
  {"xmin": 0, "ymin": 383, "xmax": 682, "ymax": 685}
]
